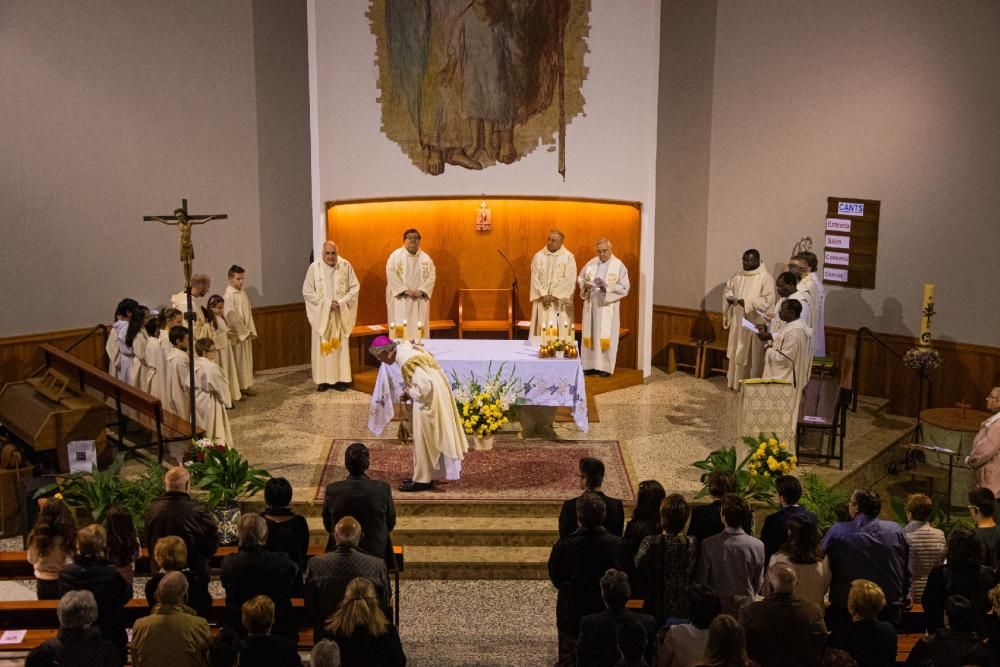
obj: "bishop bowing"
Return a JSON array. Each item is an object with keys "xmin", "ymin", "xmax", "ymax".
[
  {"xmin": 578, "ymin": 238, "xmax": 630, "ymax": 376},
  {"xmin": 303, "ymin": 241, "xmax": 360, "ymax": 392},
  {"xmin": 722, "ymin": 249, "xmax": 775, "ymax": 389},
  {"xmin": 529, "ymin": 230, "xmax": 577, "ymax": 346},
  {"xmin": 386, "ymin": 228, "xmax": 435, "ymax": 340}
]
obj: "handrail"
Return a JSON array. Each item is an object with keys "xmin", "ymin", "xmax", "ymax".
[
  {"xmin": 850, "ymin": 326, "xmax": 918, "ymax": 412},
  {"xmin": 30, "ymin": 324, "xmax": 109, "ymax": 378}
]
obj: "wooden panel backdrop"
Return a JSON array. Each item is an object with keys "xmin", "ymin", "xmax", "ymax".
[{"xmin": 326, "ymin": 196, "xmax": 642, "ymax": 368}]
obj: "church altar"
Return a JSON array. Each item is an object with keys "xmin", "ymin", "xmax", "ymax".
[{"xmin": 367, "ymin": 339, "xmax": 589, "ymax": 434}]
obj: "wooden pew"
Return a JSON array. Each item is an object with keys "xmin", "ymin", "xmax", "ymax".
[{"xmin": 38, "ymin": 343, "xmax": 200, "ymax": 461}]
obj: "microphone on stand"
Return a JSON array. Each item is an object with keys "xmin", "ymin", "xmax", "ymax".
[
  {"xmin": 497, "ymin": 249, "xmax": 518, "ymax": 290},
  {"xmin": 498, "ymin": 250, "xmax": 518, "ymax": 337}
]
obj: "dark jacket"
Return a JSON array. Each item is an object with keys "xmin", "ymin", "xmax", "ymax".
[
  {"xmin": 559, "ymin": 492, "xmax": 625, "ymax": 539},
  {"xmin": 905, "ymin": 628, "xmax": 980, "ymax": 667},
  {"xmin": 739, "ymin": 591, "xmax": 827, "ymax": 666},
  {"xmin": 759, "ymin": 505, "xmax": 817, "ymax": 563},
  {"xmin": 304, "ymin": 545, "xmax": 391, "ymax": 637},
  {"xmin": 145, "ymin": 568, "xmax": 213, "ymax": 619},
  {"xmin": 263, "ymin": 509, "xmax": 311, "ymax": 575},
  {"xmin": 577, "ymin": 607, "xmax": 658, "ymax": 667},
  {"xmin": 25, "ymin": 626, "xmax": 122, "ymax": 667},
  {"xmin": 239, "ymin": 634, "xmax": 303, "ymax": 667},
  {"xmin": 921, "ymin": 563, "xmax": 996, "ymax": 633},
  {"xmin": 319, "ymin": 624, "xmax": 406, "ymax": 667},
  {"xmin": 323, "ymin": 474, "xmax": 397, "ymax": 566},
  {"xmin": 827, "ymin": 618, "xmax": 897, "ymax": 667},
  {"xmin": 688, "ymin": 499, "xmax": 752, "ymax": 550},
  {"xmin": 548, "ymin": 526, "xmax": 627, "ymax": 637},
  {"xmin": 220, "ymin": 547, "xmax": 300, "ymax": 641},
  {"xmin": 58, "ymin": 556, "xmax": 131, "ymax": 661},
  {"xmin": 144, "ymin": 491, "xmax": 219, "ymax": 576}
]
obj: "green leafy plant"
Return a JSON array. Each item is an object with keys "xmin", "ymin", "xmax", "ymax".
[
  {"xmin": 798, "ymin": 472, "xmax": 850, "ymax": 534},
  {"xmin": 691, "ymin": 444, "xmax": 777, "ymax": 507},
  {"xmin": 185, "ymin": 445, "xmax": 269, "ymax": 509}
]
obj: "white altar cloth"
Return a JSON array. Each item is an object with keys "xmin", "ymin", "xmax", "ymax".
[{"xmin": 367, "ymin": 339, "xmax": 589, "ymax": 434}]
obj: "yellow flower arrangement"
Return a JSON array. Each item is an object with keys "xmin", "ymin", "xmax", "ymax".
[
  {"xmin": 744, "ymin": 433, "xmax": 797, "ymax": 480},
  {"xmin": 451, "ymin": 363, "xmax": 527, "ymax": 437}
]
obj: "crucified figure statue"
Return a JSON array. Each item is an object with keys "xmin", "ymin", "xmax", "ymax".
[{"xmin": 147, "ymin": 208, "xmax": 222, "ymax": 287}]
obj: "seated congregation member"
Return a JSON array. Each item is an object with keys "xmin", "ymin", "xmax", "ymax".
[
  {"xmin": 104, "ymin": 505, "xmax": 140, "ymax": 588},
  {"xmin": 319, "ymin": 577, "xmax": 406, "ymax": 667},
  {"xmin": 905, "ymin": 595, "xmax": 981, "ymax": 667},
  {"xmin": 145, "ymin": 536, "xmax": 212, "ymax": 619},
  {"xmin": 238, "ymin": 596, "xmax": 302, "ymax": 667},
  {"xmin": 262, "ymin": 477, "xmax": 310, "ymax": 577},
  {"xmin": 695, "ymin": 494, "xmax": 764, "ymax": 616},
  {"xmin": 131, "ymin": 572, "xmax": 212, "ymax": 667},
  {"xmin": 657, "ymin": 584, "xmax": 721, "ymax": 667},
  {"xmin": 688, "ymin": 472, "xmax": 749, "ymax": 550},
  {"xmin": 548, "ymin": 492, "xmax": 627, "ymax": 666},
  {"xmin": 739, "ymin": 563, "xmax": 827, "ymax": 666},
  {"xmin": 208, "ymin": 629, "xmax": 241, "ymax": 667},
  {"xmin": 220, "ymin": 514, "xmax": 299, "ymax": 641},
  {"xmin": 759, "ymin": 474, "xmax": 816, "ymax": 564},
  {"xmin": 26, "ymin": 497, "xmax": 77, "ymax": 600},
  {"xmin": 921, "ymin": 526, "xmax": 996, "ymax": 634},
  {"xmin": 624, "ymin": 480, "xmax": 666, "ymax": 593},
  {"xmin": 765, "ymin": 516, "xmax": 830, "ymax": 610},
  {"xmin": 558, "ymin": 457, "xmax": 625, "ymax": 538},
  {"xmin": 903, "ymin": 493, "xmax": 946, "ymax": 603},
  {"xmin": 614, "ymin": 619, "xmax": 649, "ymax": 667},
  {"xmin": 821, "ymin": 488, "xmax": 910, "ymax": 628},
  {"xmin": 695, "ymin": 614, "xmax": 755, "ymax": 667},
  {"xmin": 25, "ymin": 590, "xmax": 122, "ymax": 667},
  {"xmin": 969, "ymin": 487, "xmax": 1000, "ymax": 570},
  {"xmin": 58, "ymin": 524, "xmax": 132, "ymax": 661},
  {"xmin": 827, "ymin": 579, "xmax": 897, "ymax": 667},
  {"xmin": 577, "ymin": 569, "xmax": 658, "ymax": 667},
  {"xmin": 310, "ymin": 640, "xmax": 342, "ymax": 667},
  {"xmin": 145, "ymin": 466, "xmax": 219, "ymax": 578},
  {"xmin": 323, "ymin": 442, "xmax": 397, "ymax": 567},
  {"xmin": 635, "ymin": 493, "xmax": 697, "ymax": 623},
  {"xmin": 305, "ymin": 516, "xmax": 391, "ymax": 638}
]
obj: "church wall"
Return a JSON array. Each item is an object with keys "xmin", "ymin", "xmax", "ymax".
[{"xmin": 702, "ymin": 0, "xmax": 1000, "ymax": 347}]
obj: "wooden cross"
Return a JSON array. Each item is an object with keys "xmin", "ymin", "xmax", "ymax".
[{"xmin": 143, "ymin": 198, "xmax": 229, "ymax": 439}]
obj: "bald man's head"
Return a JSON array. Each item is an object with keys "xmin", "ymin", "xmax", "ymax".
[
  {"xmin": 767, "ymin": 562, "xmax": 797, "ymax": 594},
  {"xmin": 333, "ymin": 516, "xmax": 362, "ymax": 547},
  {"xmin": 322, "ymin": 241, "xmax": 339, "ymax": 267},
  {"xmin": 157, "ymin": 570, "xmax": 189, "ymax": 604},
  {"xmin": 164, "ymin": 466, "xmax": 190, "ymax": 492}
]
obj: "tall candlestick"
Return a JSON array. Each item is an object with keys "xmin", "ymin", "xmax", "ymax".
[{"xmin": 919, "ymin": 283, "xmax": 935, "ymax": 350}]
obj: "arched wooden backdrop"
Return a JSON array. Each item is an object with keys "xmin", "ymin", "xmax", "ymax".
[{"xmin": 326, "ymin": 196, "xmax": 641, "ymax": 368}]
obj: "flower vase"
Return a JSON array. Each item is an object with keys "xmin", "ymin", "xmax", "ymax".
[
  {"xmin": 473, "ymin": 434, "xmax": 495, "ymax": 451},
  {"xmin": 212, "ymin": 503, "xmax": 241, "ymax": 545}
]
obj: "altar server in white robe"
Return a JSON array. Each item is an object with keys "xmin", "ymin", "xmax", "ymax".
[
  {"xmin": 206, "ymin": 295, "xmax": 241, "ymax": 402},
  {"xmin": 148, "ymin": 308, "xmax": 182, "ymax": 403},
  {"xmin": 107, "ymin": 298, "xmax": 137, "ymax": 379},
  {"xmin": 578, "ymin": 239, "xmax": 630, "ymax": 376},
  {"xmin": 193, "ymin": 338, "xmax": 234, "ymax": 446},
  {"xmin": 164, "ymin": 326, "xmax": 191, "ymax": 420},
  {"xmin": 759, "ymin": 299, "xmax": 813, "ymax": 424},
  {"xmin": 171, "ymin": 273, "xmax": 212, "ymax": 340},
  {"xmin": 529, "ymin": 230, "xmax": 577, "ymax": 345},
  {"xmin": 303, "ymin": 241, "xmax": 360, "ymax": 392},
  {"xmin": 223, "ymin": 265, "xmax": 257, "ymax": 395},
  {"xmin": 127, "ymin": 312, "xmax": 156, "ymax": 394},
  {"xmin": 370, "ymin": 336, "xmax": 467, "ymax": 492},
  {"xmin": 386, "ymin": 229, "xmax": 435, "ymax": 340},
  {"xmin": 722, "ymin": 249, "xmax": 775, "ymax": 389},
  {"xmin": 791, "ymin": 251, "xmax": 826, "ymax": 357}
]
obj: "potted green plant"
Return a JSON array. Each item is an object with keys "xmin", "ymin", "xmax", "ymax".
[{"xmin": 184, "ymin": 439, "xmax": 269, "ymax": 544}]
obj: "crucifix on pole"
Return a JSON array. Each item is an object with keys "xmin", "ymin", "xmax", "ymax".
[{"xmin": 144, "ymin": 199, "xmax": 228, "ymax": 439}]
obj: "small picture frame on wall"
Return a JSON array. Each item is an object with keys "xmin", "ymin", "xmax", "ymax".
[{"xmin": 476, "ymin": 207, "xmax": 492, "ymax": 231}]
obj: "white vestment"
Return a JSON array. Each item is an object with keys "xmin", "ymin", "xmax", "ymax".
[
  {"xmin": 806, "ymin": 274, "xmax": 827, "ymax": 357},
  {"xmin": 223, "ymin": 286, "xmax": 256, "ymax": 391},
  {"xmin": 722, "ymin": 265, "xmax": 775, "ymax": 389},
  {"xmin": 164, "ymin": 347, "xmax": 191, "ymax": 420},
  {"xmin": 210, "ymin": 315, "xmax": 241, "ymax": 402},
  {"xmin": 303, "ymin": 259, "xmax": 360, "ymax": 385},
  {"xmin": 394, "ymin": 341, "xmax": 467, "ymax": 484},
  {"xmin": 770, "ymin": 288, "xmax": 814, "ymax": 365},
  {"xmin": 106, "ymin": 320, "xmax": 127, "ymax": 378},
  {"xmin": 578, "ymin": 255, "xmax": 630, "ymax": 374},
  {"xmin": 145, "ymin": 333, "xmax": 165, "ymax": 401},
  {"xmin": 127, "ymin": 330, "xmax": 154, "ymax": 394},
  {"xmin": 763, "ymin": 318, "xmax": 814, "ymax": 425},
  {"xmin": 386, "ymin": 247, "xmax": 435, "ymax": 340},
  {"xmin": 194, "ymin": 356, "xmax": 233, "ymax": 446},
  {"xmin": 528, "ymin": 246, "xmax": 577, "ymax": 345},
  {"xmin": 170, "ymin": 291, "xmax": 211, "ymax": 340}
]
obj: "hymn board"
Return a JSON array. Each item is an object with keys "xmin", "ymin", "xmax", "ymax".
[{"xmin": 822, "ymin": 196, "xmax": 880, "ymax": 289}]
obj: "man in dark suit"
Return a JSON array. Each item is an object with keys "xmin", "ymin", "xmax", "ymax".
[
  {"xmin": 577, "ymin": 569, "xmax": 658, "ymax": 667},
  {"xmin": 759, "ymin": 474, "xmax": 817, "ymax": 563},
  {"xmin": 322, "ymin": 443, "xmax": 397, "ymax": 567},
  {"xmin": 687, "ymin": 471, "xmax": 737, "ymax": 547},
  {"xmin": 558, "ymin": 457, "xmax": 625, "ymax": 538},
  {"xmin": 549, "ymin": 492, "xmax": 627, "ymax": 667}
]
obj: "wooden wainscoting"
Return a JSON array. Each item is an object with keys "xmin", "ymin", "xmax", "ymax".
[
  {"xmin": 250, "ymin": 303, "xmax": 310, "ymax": 371},
  {"xmin": 652, "ymin": 304, "xmax": 1000, "ymax": 418},
  {"xmin": 0, "ymin": 327, "xmax": 107, "ymax": 384}
]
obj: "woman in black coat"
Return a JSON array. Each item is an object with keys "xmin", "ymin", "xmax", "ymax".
[
  {"xmin": 319, "ymin": 577, "xmax": 406, "ymax": 667},
  {"xmin": 922, "ymin": 526, "xmax": 996, "ymax": 634}
]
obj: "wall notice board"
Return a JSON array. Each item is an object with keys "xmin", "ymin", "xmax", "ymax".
[{"xmin": 822, "ymin": 197, "xmax": 880, "ymax": 289}]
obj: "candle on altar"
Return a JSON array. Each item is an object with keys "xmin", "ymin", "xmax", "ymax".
[
  {"xmin": 389, "ymin": 321, "xmax": 396, "ymax": 339},
  {"xmin": 417, "ymin": 321, "xmax": 424, "ymax": 343},
  {"xmin": 919, "ymin": 283, "xmax": 935, "ymax": 350}
]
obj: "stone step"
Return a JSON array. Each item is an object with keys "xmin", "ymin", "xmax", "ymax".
[
  {"xmin": 305, "ymin": 516, "xmax": 559, "ymax": 548},
  {"xmin": 395, "ymin": 545, "xmax": 551, "ymax": 580},
  {"xmin": 247, "ymin": 497, "xmax": 565, "ymax": 519}
]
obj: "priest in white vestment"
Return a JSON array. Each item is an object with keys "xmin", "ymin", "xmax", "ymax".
[
  {"xmin": 171, "ymin": 273, "xmax": 212, "ymax": 340},
  {"xmin": 370, "ymin": 336, "xmax": 467, "ymax": 492},
  {"xmin": 223, "ymin": 266, "xmax": 257, "ymax": 395},
  {"xmin": 193, "ymin": 339, "xmax": 234, "ymax": 446},
  {"xmin": 529, "ymin": 230, "xmax": 577, "ymax": 345},
  {"xmin": 164, "ymin": 326, "xmax": 191, "ymax": 420},
  {"xmin": 385, "ymin": 229, "xmax": 435, "ymax": 341},
  {"xmin": 790, "ymin": 252, "xmax": 826, "ymax": 357},
  {"xmin": 578, "ymin": 239, "xmax": 630, "ymax": 376},
  {"xmin": 303, "ymin": 241, "xmax": 361, "ymax": 392},
  {"xmin": 722, "ymin": 249, "xmax": 775, "ymax": 389},
  {"xmin": 759, "ymin": 299, "xmax": 813, "ymax": 427},
  {"xmin": 768, "ymin": 272, "xmax": 812, "ymax": 337}
]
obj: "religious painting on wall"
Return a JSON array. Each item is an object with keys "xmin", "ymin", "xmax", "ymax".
[{"xmin": 369, "ymin": 0, "xmax": 590, "ymax": 177}]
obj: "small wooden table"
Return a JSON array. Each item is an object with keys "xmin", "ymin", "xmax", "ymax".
[{"xmin": 920, "ymin": 407, "xmax": 991, "ymax": 433}]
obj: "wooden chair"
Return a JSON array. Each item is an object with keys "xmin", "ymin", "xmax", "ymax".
[
  {"xmin": 458, "ymin": 289, "xmax": 513, "ymax": 339},
  {"xmin": 699, "ymin": 318, "xmax": 730, "ymax": 379}
]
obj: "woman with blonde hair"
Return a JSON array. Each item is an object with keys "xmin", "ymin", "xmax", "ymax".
[
  {"xmin": 827, "ymin": 579, "xmax": 896, "ymax": 667},
  {"xmin": 320, "ymin": 577, "xmax": 405, "ymax": 666},
  {"xmin": 26, "ymin": 498, "xmax": 77, "ymax": 600}
]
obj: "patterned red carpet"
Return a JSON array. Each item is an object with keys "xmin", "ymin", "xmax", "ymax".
[{"xmin": 315, "ymin": 438, "xmax": 634, "ymax": 502}]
